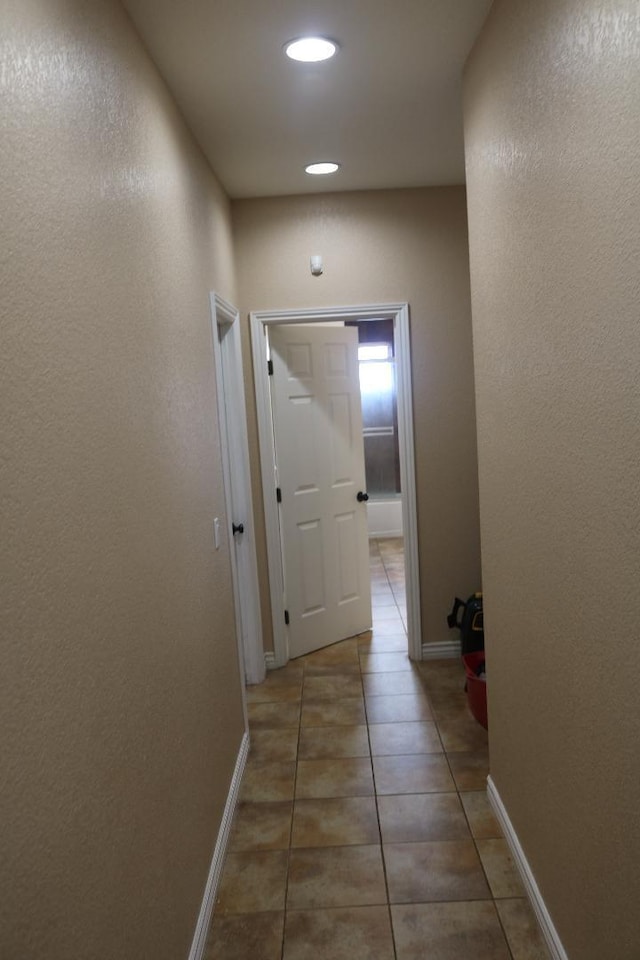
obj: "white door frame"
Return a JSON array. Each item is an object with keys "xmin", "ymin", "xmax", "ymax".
[
  {"xmin": 210, "ymin": 292, "xmax": 265, "ymax": 687},
  {"xmin": 251, "ymin": 302, "xmax": 422, "ymax": 668}
]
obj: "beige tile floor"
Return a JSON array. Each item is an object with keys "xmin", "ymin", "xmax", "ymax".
[{"xmin": 207, "ymin": 538, "xmax": 550, "ymax": 960}]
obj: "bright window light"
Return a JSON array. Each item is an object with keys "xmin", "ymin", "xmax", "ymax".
[
  {"xmin": 359, "ymin": 361, "xmax": 394, "ymax": 396},
  {"xmin": 358, "ymin": 344, "xmax": 391, "ymax": 362},
  {"xmin": 305, "ymin": 162, "xmax": 340, "ymax": 176},
  {"xmin": 285, "ymin": 37, "xmax": 337, "ymax": 62}
]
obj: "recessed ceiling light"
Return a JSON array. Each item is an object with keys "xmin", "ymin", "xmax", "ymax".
[
  {"xmin": 305, "ymin": 162, "xmax": 340, "ymax": 175},
  {"xmin": 285, "ymin": 37, "xmax": 337, "ymax": 62}
]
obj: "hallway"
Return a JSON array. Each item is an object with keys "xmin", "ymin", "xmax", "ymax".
[{"xmin": 207, "ymin": 541, "xmax": 549, "ymax": 959}]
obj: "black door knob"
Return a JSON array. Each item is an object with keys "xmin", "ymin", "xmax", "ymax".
[
  {"xmin": 232, "ymin": 522, "xmax": 244, "ymax": 535},
  {"xmin": 356, "ymin": 491, "xmax": 369, "ymax": 502}
]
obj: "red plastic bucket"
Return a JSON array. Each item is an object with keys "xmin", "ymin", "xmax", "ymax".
[{"xmin": 462, "ymin": 651, "xmax": 488, "ymax": 729}]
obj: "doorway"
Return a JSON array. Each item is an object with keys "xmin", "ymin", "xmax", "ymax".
[
  {"xmin": 251, "ymin": 303, "xmax": 421, "ymax": 669},
  {"xmin": 351, "ymin": 317, "xmax": 403, "ymax": 539},
  {"xmin": 210, "ymin": 292, "xmax": 264, "ymax": 688}
]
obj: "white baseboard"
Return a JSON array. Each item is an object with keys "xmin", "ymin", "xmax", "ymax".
[
  {"xmin": 265, "ymin": 651, "xmax": 277, "ymax": 671},
  {"xmin": 188, "ymin": 731, "xmax": 250, "ymax": 960},
  {"xmin": 368, "ymin": 528, "xmax": 403, "ymax": 539},
  {"xmin": 487, "ymin": 776, "xmax": 568, "ymax": 960},
  {"xmin": 421, "ymin": 640, "xmax": 461, "ymax": 660}
]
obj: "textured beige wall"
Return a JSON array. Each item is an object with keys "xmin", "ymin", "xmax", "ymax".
[
  {"xmin": 232, "ymin": 188, "xmax": 481, "ymax": 652},
  {"xmin": 464, "ymin": 1, "xmax": 640, "ymax": 957},
  {"xmin": 1, "ymin": 2, "xmax": 245, "ymax": 958}
]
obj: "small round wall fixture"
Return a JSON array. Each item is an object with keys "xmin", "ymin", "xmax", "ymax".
[
  {"xmin": 285, "ymin": 37, "xmax": 337, "ymax": 62},
  {"xmin": 305, "ymin": 162, "xmax": 340, "ymax": 176}
]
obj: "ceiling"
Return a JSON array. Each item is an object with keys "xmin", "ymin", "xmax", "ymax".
[{"xmin": 123, "ymin": 0, "xmax": 493, "ymax": 199}]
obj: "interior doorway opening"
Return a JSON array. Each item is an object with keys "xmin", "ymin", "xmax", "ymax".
[
  {"xmin": 350, "ymin": 318, "xmax": 403, "ymax": 539},
  {"xmin": 367, "ymin": 534, "xmax": 407, "ymax": 655},
  {"xmin": 251, "ymin": 303, "xmax": 421, "ymax": 670},
  {"xmin": 351, "ymin": 318, "xmax": 407, "ymax": 655}
]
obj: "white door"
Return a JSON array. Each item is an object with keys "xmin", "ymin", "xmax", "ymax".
[
  {"xmin": 269, "ymin": 324, "xmax": 372, "ymax": 658},
  {"xmin": 211, "ymin": 293, "xmax": 264, "ymax": 688}
]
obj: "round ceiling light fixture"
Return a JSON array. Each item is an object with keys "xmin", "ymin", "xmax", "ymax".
[
  {"xmin": 305, "ymin": 162, "xmax": 340, "ymax": 176},
  {"xmin": 285, "ymin": 37, "xmax": 338, "ymax": 62}
]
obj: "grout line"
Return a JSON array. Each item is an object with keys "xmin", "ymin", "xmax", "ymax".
[
  {"xmin": 362, "ymin": 633, "xmax": 399, "ymax": 960},
  {"xmin": 493, "ymin": 901, "xmax": 517, "ymax": 960},
  {"xmin": 366, "ymin": 544, "xmax": 401, "ymax": 960},
  {"xmin": 280, "ymin": 682, "xmax": 303, "ymax": 960}
]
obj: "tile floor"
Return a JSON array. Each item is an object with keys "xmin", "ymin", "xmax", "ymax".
[{"xmin": 207, "ymin": 538, "xmax": 550, "ymax": 960}]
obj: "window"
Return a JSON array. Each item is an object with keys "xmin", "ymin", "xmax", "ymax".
[
  {"xmin": 358, "ymin": 342, "xmax": 400, "ymax": 497},
  {"xmin": 358, "ymin": 343, "xmax": 394, "ymax": 395}
]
